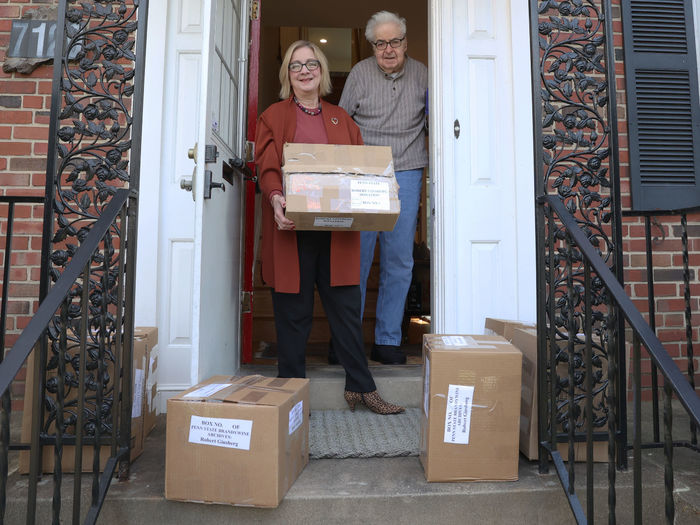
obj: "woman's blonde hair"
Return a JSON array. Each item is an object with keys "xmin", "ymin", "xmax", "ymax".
[{"xmin": 279, "ymin": 40, "xmax": 332, "ymax": 100}]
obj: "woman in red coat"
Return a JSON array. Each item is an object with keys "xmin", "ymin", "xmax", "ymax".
[{"xmin": 255, "ymin": 40, "xmax": 403, "ymax": 415}]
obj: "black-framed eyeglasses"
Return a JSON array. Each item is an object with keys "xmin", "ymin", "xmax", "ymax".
[
  {"xmin": 372, "ymin": 37, "xmax": 405, "ymax": 50},
  {"xmin": 288, "ymin": 60, "xmax": 321, "ymax": 73}
]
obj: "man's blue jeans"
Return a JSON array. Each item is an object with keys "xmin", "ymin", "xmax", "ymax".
[{"xmin": 360, "ymin": 168, "xmax": 423, "ymax": 347}]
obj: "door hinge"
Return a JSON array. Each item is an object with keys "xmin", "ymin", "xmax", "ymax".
[
  {"xmin": 245, "ymin": 141, "xmax": 255, "ymax": 163},
  {"xmin": 250, "ymin": 0, "xmax": 259, "ymax": 20},
  {"xmin": 241, "ymin": 291, "xmax": 252, "ymax": 313}
]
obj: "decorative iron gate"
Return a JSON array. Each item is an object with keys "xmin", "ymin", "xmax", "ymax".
[{"xmin": 0, "ymin": 1, "xmax": 149, "ymax": 523}]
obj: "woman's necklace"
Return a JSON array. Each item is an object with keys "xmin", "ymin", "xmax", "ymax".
[{"xmin": 293, "ymin": 96, "xmax": 321, "ymax": 116}]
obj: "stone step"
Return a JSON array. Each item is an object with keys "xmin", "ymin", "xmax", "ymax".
[
  {"xmin": 240, "ymin": 364, "xmax": 424, "ymax": 410},
  {"xmin": 7, "ymin": 416, "xmax": 700, "ymax": 524}
]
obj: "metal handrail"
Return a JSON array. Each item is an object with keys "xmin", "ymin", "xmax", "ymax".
[
  {"xmin": 0, "ymin": 189, "xmax": 130, "ymax": 397},
  {"xmin": 541, "ymin": 194, "xmax": 700, "ymax": 428}
]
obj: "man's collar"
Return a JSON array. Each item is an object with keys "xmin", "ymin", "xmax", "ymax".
[{"xmin": 374, "ymin": 57, "xmax": 408, "ymax": 79}]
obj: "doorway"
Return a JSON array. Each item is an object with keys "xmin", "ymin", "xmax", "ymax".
[{"xmin": 248, "ymin": 0, "xmax": 431, "ymax": 366}]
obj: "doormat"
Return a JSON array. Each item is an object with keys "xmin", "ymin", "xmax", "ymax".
[{"xmin": 309, "ymin": 408, "xmax": 421, "ymax": 459}]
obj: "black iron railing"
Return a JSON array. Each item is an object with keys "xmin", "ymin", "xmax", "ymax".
[
  {"xmin": 0, "ymin": 188, "xmax": 134, "ymax": 525},
  {"xmin": 538, "ymin": 194, "xmax": 700, "ymax": 524},
  {"xmin": 622, "ymin": 210, "xmax": 699, "ymax": 448}
]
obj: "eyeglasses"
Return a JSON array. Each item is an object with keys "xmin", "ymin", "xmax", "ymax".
[
  {"xmin": 288, "ymin": 60, "xmax": 321, "ymax": 73},
  {"xmin": 372, "ymin": 37, "xmax": 405, "ymax": 50}
]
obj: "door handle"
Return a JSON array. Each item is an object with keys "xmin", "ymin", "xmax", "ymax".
[
  {"xmin": 204, "ymin": 170, "xmax": 225, "ymax": 199},
  {"xmin": 454, "ymin": 119, "xmax": 460, "ymax": 139}
]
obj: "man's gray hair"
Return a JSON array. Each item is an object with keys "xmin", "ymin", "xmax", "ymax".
[{"xmin": 365, "ymin": 11, "xmax": 406, "ymax": 43}]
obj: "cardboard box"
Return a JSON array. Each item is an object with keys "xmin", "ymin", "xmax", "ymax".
[
  {"xmin": 134, "ymin": 326, "xmax": 158, "ymax": 436},
  {"xmin": 420, "ymin": 334, "xmax": 522, "ymax": 482},
  {"xmin": 165, "ymin": 375, "xmax": 309, "ymax": 507},
  {"xmin": 484, "ymin": 317, "xmax": 536, "ymax": 342},
  {"xmin": 510, "ymin": 327, "xmax": 608, "ymax": 462},
  {"xmin": 282, "ymin": 143, "xmax": 400, "ymax": 231},
  {"xmin": 20, "ymin": 332, "xmax": 146, "ymax": 473}
]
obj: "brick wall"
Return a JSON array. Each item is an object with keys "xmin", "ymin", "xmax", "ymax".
[
  {"xmin": 0, "ymin": 1, "xmax": 57, "ymax": 411},
  {"xmin": 612, "ymin": 1, "xmax": 700, "ymax": 401}
]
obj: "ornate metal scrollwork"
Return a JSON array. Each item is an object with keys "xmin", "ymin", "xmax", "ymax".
[
  {"xmin": 40, "ymin": 0, "xmax": 142, "ymax": 444},
  {"xmin": 536, "ymin": 0, "xmax": 622, "ymax": 444}
]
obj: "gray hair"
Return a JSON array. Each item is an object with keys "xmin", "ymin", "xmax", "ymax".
[{"xmin": 365, "ymin": 11, "xmax": 406, "ymax": 43}]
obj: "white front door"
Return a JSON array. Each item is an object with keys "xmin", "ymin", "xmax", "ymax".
[
  {"xmin": 191, "ymin": 0, "xmax": 249, "ymax": 381},
  {"xmin": 142, "ymin": 0, "xmax": 249, "ymax": 401},
  {"xmin": 429, "ymin": 0, "xmax": 536, "ymax": 333}
]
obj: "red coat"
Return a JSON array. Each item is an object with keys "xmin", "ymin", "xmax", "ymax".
[{"xmin": 255, "ymin": 97, "xmax": 364, "ymax": 293}]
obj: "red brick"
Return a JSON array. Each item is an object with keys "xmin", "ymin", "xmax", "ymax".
[
  {"xmin": 33, "ymin": 141, "xmax": 48, "ymax": 155},
  {"xmin": 9, "ymin": 157, "xmax": 45, "ymax": 171},
  {"xmin": 8, "ymin": 283, "xmax": 38, "ymax": 297},
  {"xmin": 12, "ymin": 219, "xmax": 43, "ymax": 235},
  {"xmin": 0, "ymin": 6, "xmax": 20, "ymax": 17},
  {"xmin": 13, "ymin": 126, "xmax": 48, "ymax": 140},
  {"xmin": 0, "ymin": 80, "xmax": 36, "ymax": 95},
  {"xmin": 0, "ymin": 142, "xmax": 31, "ymax": 155},
  {"xmin": 0, "ymin": 126, "xmax": 11, "ymax": 139},
  {"xmin": 31, "ymin": 172, "xmax": 46, "ymax": 186},
  {"xmin": 29, "ymin": 267, "xmax": 42, "ymax": 281},
  {"xmin": 661, "ymin": 313, "xmax": 685, "ymax": 328},
  {"xmin": 37, "ymin": 81, "xmax": 52, "ymax": 95},
  {"xmin": 8, "ymin": 235, "xmax": 29, "ymax": 250},
  {"xmin": 0, "ymin": 173, "xmax": 30, "ymax": 186},
  {"xmin": 10, "ymin": 251, "xmax": 40, "ymax": 266},
  {"xmin": 8, "ymin": 267, "xmax": 27, "ymax": 280},
  {"xmin": 22, "ymin": 96, "xmax": 44, "ymax": 109}
]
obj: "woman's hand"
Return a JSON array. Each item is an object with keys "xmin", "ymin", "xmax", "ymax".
[{"xmin": 271, "ymin": 194, "xmax": 296, "ymax": 230}]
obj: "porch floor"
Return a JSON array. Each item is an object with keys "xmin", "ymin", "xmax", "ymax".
[{"xmin": 6, "ymin": 372, "xmax": 700, "ymax": 524}]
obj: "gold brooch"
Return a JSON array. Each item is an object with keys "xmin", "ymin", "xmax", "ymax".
[{"xmin": 331, "ymin": 117, "xmax": 339, "ymax": 125}]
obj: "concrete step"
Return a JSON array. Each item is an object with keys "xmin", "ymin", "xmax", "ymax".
[
  {"xmin": 241, "ymin": 364, "xmax": 424, "ymax": 410},
  {"xmin": 7, "ymin": 416, "xmax": 700, "ymax": 524}
]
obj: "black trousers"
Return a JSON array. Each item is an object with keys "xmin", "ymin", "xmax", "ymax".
[{"xmin": 271, "ymin": 231, "xmax": 376, "ymax": 393}]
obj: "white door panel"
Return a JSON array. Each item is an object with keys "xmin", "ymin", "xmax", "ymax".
[
  {"xmin": 148, "ymin": 0, "xmax": 248, "ymax": 405},
  {"xmin": 431, "ymin": 0, "xmax": 535, "ymax": 334}
]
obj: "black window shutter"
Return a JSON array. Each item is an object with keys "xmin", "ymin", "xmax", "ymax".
[{"xmin": 622, "ymin": 0, "xmax": 700, "ymax": 211}]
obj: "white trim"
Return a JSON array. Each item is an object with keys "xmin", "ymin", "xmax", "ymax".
[
  {"xmin": 429, "ymin": 0, "xmax": 451, "ymax": 334},
  {"xmin": 135, "ymin": 0, "xmax": 168, "ymax": 327},
  {"xmin": 511, "ymin": 0, "xmax": 536, "ymax": 323},
  {"xmin": 155, "ymin": 384, "xmax": 192, "ymax": 414}
]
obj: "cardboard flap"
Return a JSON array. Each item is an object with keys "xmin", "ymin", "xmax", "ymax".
[
  {"xmin": 425, "ymin": 334, "xmax": 521, "ymax": 355},
  {"xmin": 283, "ymin": 143, "xmax": 394, "ymax": 177},
  {"xmin": 175, "ymin": 375, "xmax": 306, "ymax": 407}
]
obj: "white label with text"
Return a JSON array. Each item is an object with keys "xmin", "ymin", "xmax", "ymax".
[
  {"xmin": 350, "ymin": 179, "xmax": 390, "ymax": 210},
  {"xmin": 188, "ymin": 415, "xmax": 253, "ymax": 450},
  {"xmin": 443, "ymin": 384, "xmax": 474, "ymax": 445},
  {"xmin": 289, "ymin": 400, "xmax": 304, "ymax": 435},
  {"xmin": 313, "ymin": 217, "xmax": 353, "ymax": 228}
]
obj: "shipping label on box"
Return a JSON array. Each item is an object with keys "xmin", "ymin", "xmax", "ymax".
[
  {"xmin": 420, "ymin": 334, "xmax": 522, "ymax": 482},
  {"xmin": 165, "ymin": 375, "xmax": 309, "ymax": 508},
  {"xmin": 282, "ymin": 143, "xmax": 400, "ymax": 231}
]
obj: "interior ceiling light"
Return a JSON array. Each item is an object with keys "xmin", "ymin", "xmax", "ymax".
[{"xmin": 320, "ymin": 38, "xmax": 327, "ymax": 44}]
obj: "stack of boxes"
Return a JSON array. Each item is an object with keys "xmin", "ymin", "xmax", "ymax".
[{"xmin": 19, "ymin": 326, "xmax": 158, "ymax": 473}]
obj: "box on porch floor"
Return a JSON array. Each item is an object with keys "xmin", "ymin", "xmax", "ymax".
[
  {"xmin": 420, "ymin": 334, "xmax": 522, "ymax": 482},
  {"xmin": 510, "ymin": 327, "xmax": 608, "ymax": 462},
  {"xmin": 165, "ymin": 375, "xmax": 309, "ymax": 508}
]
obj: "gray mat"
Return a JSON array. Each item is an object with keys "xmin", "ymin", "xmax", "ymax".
[{"xmin": 309, "ymin": 408, "xmax": 421, "ymax": 459}]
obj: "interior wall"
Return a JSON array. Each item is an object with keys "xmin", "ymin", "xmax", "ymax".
[{"xmin": 258, "ymin": 0, "xmax": 428, "ymax": 113}]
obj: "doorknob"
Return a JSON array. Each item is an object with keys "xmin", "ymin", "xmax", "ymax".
[
  {"xmin": 180, "ymin": 166, "xmax": 196, "ymax": 201},
  {"xmin": 188, "ymin": 143, "xmax": 198, "ymax": 162}
]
